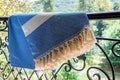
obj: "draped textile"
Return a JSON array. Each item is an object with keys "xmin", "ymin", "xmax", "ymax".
[{"xmin": 8, "ymin": 12, "xmax": 96, "ymax": 72}]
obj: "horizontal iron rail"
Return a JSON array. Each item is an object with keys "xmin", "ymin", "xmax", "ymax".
[
  {"xmin": 0, "ymin": 11, "xmax": 120, "ymax": 20},
  {"xmin": 87, "ymin": 11, "xmax": 120, "ymax": 20},
  {"xmin": 96, "ymin": 37, "xmax": 120, "ymax": 41},
  {"xmin": 0, "ymin": 17, "xmax": 8, "ymax": 21}
]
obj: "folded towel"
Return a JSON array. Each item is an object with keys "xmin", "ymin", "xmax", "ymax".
[{"xmin": 8, "ymin": 12, "xmax": 96, "ymax": 72}]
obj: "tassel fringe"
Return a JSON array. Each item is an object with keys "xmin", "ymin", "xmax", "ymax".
[{"xmin": 35, "ymin": 26, "xmax": 96, "ymax": 72}]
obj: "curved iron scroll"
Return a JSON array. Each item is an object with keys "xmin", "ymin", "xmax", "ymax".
[{"xmin": 51, "ymin": 40, "xmax": 120, "ymax": 80}]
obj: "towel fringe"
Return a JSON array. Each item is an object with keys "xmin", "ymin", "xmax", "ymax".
[{"xmin": 35, "ymin": 26, "xmax": 96, "ymax": 72}]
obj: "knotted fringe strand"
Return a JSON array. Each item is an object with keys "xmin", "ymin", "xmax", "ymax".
[{"xmin": 35, "ymin": 26, "xmax": 96, "ymax": 72}]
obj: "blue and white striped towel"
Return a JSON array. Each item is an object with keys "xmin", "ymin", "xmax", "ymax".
[{"xmin": 8, "ymin": 12, "xmax": 96, "ymax": 71}]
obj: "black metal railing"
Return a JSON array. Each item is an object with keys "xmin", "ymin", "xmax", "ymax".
[{"xmin": 0, "ymin": 11, "xmax": 120, "ymax": 80}]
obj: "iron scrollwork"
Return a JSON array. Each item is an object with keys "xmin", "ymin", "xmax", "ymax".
[{"xmin": 112, "ymin": 41, "xmax": 120, "ymax": 58}]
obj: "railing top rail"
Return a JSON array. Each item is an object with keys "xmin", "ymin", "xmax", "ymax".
[
  {"xmin": 0, "ymin": 17, "xmax": 8, "ymax": 21},
  {"xmin": 87, "ymin": 11, "xmax": 120, "ymax": 20},
  {"xmin": 0, "ymin": 11, "xmax": 120, "ymax": 20}
]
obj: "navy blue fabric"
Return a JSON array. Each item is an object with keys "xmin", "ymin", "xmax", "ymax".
[
  {"xmin": 8, "ymin": 12, "xmax": 89, "ymax": 69},
  {"xmin": 8, "ymin": 14, "xmax": 36, "ymax": 69},
  {"xmin": 27, "ymin": 12, "xmax": 89, "ymax": 58}
]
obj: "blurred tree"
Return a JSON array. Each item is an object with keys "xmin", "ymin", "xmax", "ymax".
[
  {"xmin": 102, "ymin": 20, "xmax": 120, "ymax": 69},
  {"xmin": 78, "ymin": 0, "xmax": 113, "ymax": 12},
  {"xmin": 34, "ymin": 0, "xmax": 53, "ymax": 12},
  {"xmin": 78, "ymin": 0, "xmax": 85, "ymax": 11},
  {"xmin": 114, "ymin": 2, "xmax": 119, "ymax": 10},
  {"xmin": 0, "ymin": 0, "xmax": 33, "ymax": 16},
  {"xmin": 112, "ymin": 0, "xmax": 120, "ymax": 10},
  {"xmin": 43, "ymin": 0, "xmax": 53, "ymax": 12},
  {"xmin": 96, "ymin": 20, "xmax": 107, "ymax": 37}
]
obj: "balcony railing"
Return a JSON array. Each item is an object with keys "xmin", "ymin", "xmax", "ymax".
[{"xmin": 0, "ymin": 11, "xmax": 120, "ymax": 80}]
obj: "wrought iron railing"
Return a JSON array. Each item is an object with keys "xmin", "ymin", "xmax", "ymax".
[{"xmin": 0, "ymin": 11, "xmax": 120, "ymax": 80}]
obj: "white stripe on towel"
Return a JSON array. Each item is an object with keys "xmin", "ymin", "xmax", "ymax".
[{"xmin": 22, "ymin": 13, "xmax": 55, "ymax": 37}]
